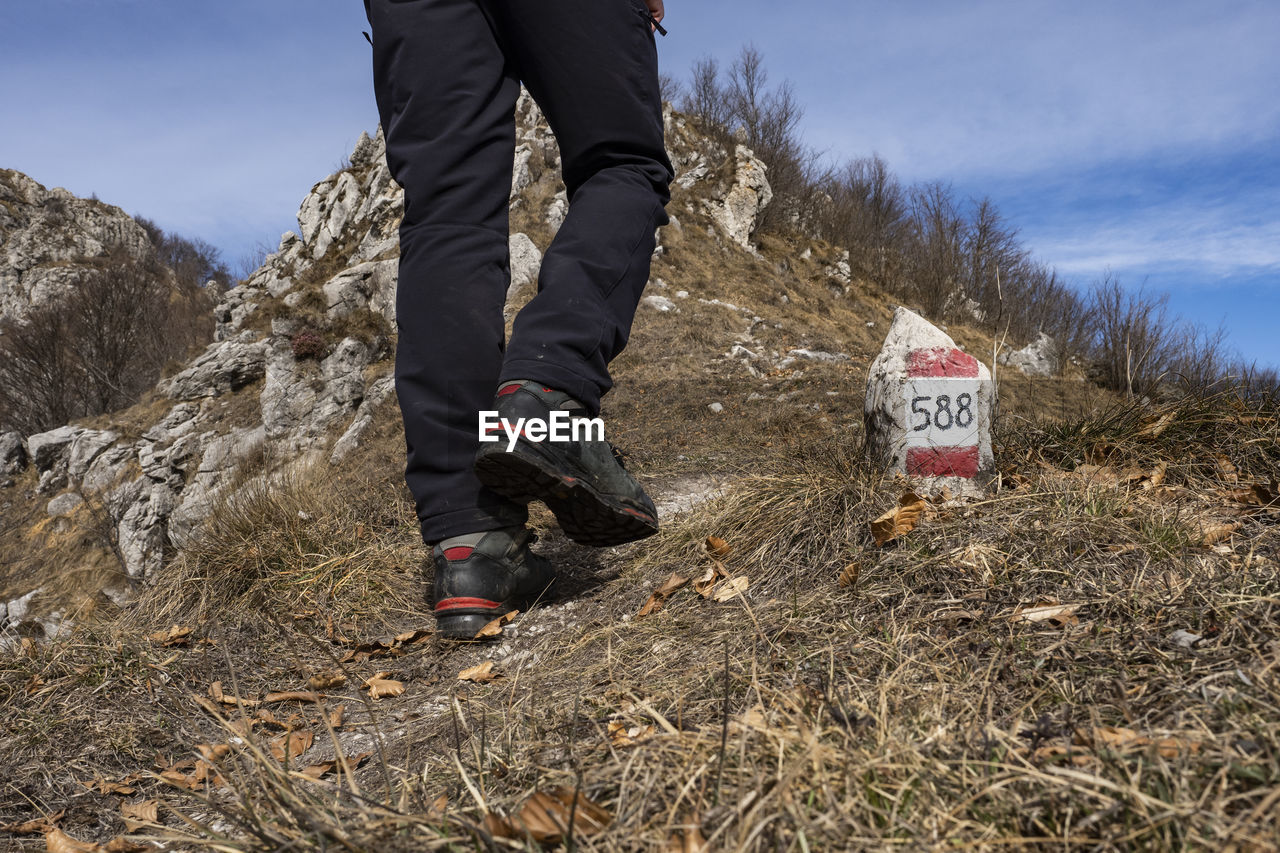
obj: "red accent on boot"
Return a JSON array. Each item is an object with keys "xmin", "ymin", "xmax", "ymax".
[
  {"xmin": 497, "ymin": 383, "xmax": 522, "ymax": 396},
  {"xmin": 435, "ymin": 597, "xmax": 502, "ymax": 612},
  {"xmin": 442, "ymin": 546, "xmax": 474, "ymax": 561}
]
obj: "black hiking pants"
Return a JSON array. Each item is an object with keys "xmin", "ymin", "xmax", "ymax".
[{"xmin": 365, "ymin": 0, "xmax": 674, "ymax": 544}]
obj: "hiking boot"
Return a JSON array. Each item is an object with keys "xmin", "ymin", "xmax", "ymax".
[
  {"xmin": 473, "ymin": 380, "xmax": 659, "ymax": 546},
  {"xmin": 431, "ymin": 527, "xmax": 556, "ymax": 639}
]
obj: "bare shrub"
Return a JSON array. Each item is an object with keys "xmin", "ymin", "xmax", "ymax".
[
  {"xmin": 0, "ymin": 233, "xmax": 225, "ymax": 432},
  {"xmin": 1088, "ymin": 274, "xmax": 1185, "ymax": 396}
]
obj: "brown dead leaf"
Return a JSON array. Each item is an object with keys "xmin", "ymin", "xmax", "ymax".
[
  {"xmin": 870, "ymin": 491, "xmax": 927, "ymax": 546},
  {"xmin": 120, "ymin": 799, "xmax": 158, "ymax": 831},
  {"xmin": 607, "ymin": 721, "xmax": 655, "ymax": 746},
  {"xmin": 710, "ymin": 576, "xmax": 750, "ymax": 602},
  {"xmin": 667, "ymin": 814, "xmax": 708, "ymax": 853},
  {"xmin": 209, "ymin": 681, "xmax": 259, "ymax": 708},
  {"xmin": 705, "ymin": 535, "xmax": 732, "ymax": 558},
  {"xmin": 1221, "ymin": 483, "xmax": 1279, "ymax": 509},
  {"xmin": 1200, "ymin": 521, "xmax": 1242, "ymax": 546},
  {"xmin": 0, "ymin": 810, "xmax": 63, "ymax": 835},
  {"xmin": 81, "ymin": 778, "xmax": 136, "ymax": 796},
  {"xmin": 301, "ymin": 760, "xmax": 337, "ymax": 779},
  {"xmin": 300, "ymin": 752, "xmax": 372, "ymax": 780},
  {"xmin": 1011, "ymin": 600, "xmax": 1080, "ymax": 627},
  {"xmin": 148, "ymin": 625, "xmax": 193, "ymax": 647},
  {"xmin": 1135, "ymin": 411, "xmax": 1177, "ymax": 439},
  {"xmin": 458, "ymin": 661, "xmax": 500, "ymax": 683},
  {"xmin": 195, "ymin": 743, "xmax": 231, "ymax": 762},
  {"xmin": 44, "ymin": 829, "xmax": 104, "ymax": 853},
  {"xmin": 270, "ymin": 730, "xmax": 315, "ymax": 762},
  {"xmin": 637, "ymin": 572, "xmax": 689, "ymax": 617},
  {"xmin": 103, "ymin": 840, "xmax": 150, "ymax": 853},
  {"xmin": 394, "ymin": 628, "xmax": 433, "ymax": 646},
  {"xmin": 1074, "ymin": 726, "xmax": 1203, "ymax": 758},
  {"xmin": 307, "ymin": 671, "xmax": 346, "ymax": 690},
  {"xmin": 263, "ymin": 690, "xmax": 322, "ymax": 704},
  {"xmin": 1214, "ymin": 454, "xmax": 1239, "ymax": 483},
  {"xmin": 838, "ymin": 561, "xmax": 860, "ymax": 588},
  {"xmin": 474, "ymin": 610, "xmax": 519, "ymax": 639},
  {"xmin": 692, "ymin": 562, "xmax": 728, "ymax": 597},
  {"xmin": 1029, "ymin": 744, "xmax": 1095, "ymax": 767},
  {"xmin": 1076, "ymin": 464, "xmax": 1121, "ymax": 486},
  {"xmin": 327, "ymin": 704, "xmax": 346, "ymax": 730},
  {"xmin": 158, "ymin": 769, "xmax": 198, "ymax": 791},
  {"xmin": 362, "ymin": 672, "xmax": 405, "ymax": 699},
  {"xmin": 483, "ymin": 813, "xmax": 516, "ymax": 839},
  {"xmin": 500, "ymin": 788, "xmax": 612, "ymax": 842}
]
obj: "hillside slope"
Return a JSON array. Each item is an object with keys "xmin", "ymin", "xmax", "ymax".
[{"xmin": 3, "ymin": 100, "xmax": 1276, "ymax": 851}]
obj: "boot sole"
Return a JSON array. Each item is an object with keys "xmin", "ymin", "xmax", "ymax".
[
  {"xmin": 474, "ymin": 447, "xmax": 658, "ymax": 547},
  {"xmin": 434, "ymin": 609, "xmax": 504, "ymax": 640}
]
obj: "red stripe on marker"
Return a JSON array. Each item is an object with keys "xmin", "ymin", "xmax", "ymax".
[
  {"xmin": 906, "ymin": 446, "xmax": 979, "ymax": 478},
  {"xmin": 434, "ymin": 597, "xmax": 502, "ymax": 612},
  {"xmin": 907, "ymin": 347, "xmax": 979, "ymax": 378},
  {"xmin": 442, "ymin": 546, "xmax": 474, "ymax": 561}
]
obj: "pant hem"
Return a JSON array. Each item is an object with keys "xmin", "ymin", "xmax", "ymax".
[
  {"xmin": 419, "ymin": 504, "xmax": 528, "ymax": 545},
  {"xmin": 498, "ymin": 360, "xmax": 606, "ymax": 415}
]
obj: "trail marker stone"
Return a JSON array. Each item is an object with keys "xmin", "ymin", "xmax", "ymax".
[{"xmin": 865, "ymin": 307, "xmax": 994, "ymax": 496}]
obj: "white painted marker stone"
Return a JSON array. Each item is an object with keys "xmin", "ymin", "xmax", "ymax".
[{"xmin": 864, "ymin": 307, "xmax": 994, "ymax": 496}]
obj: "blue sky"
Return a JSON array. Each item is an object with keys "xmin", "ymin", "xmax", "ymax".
[{"xmin": 3, "ymin": 0, "xmax": 1277, "ymax": 369}]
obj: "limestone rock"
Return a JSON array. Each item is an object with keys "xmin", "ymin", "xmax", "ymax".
[
  {"xmin": 168, "ymin": 425, "xmax": 265, "ymax": 545},
  {"xmin": 160, "ymin": 331, "xmax": 269, "ymax": 400},
  {"xmin": 511, "ymin": 144, "xmax": 534, "ymax": 201},
  {"xmin": 67, "ymin": 429, "xmax": 118, "ymax": 480},
  {"xmin": 0, "ymin": 431, "xmax": 26, "ymax": 475},
  {"xmin": 322, "ymin": 259, "xmax": 397, "ymax": 321},
  {"xmin": 261, "ymin": 335, "xmax": 370, "ymax": 446},
  {"xmin": 115, "ymin": 481, "xmax": 177, "ymax": 579},
  {"xmin": 546, "ymin": 190, "xmax": 568, "ymax": 232},
  {"xmin": 143, "ymin": 403, "xmax": 201, "ymax": 443},
  {"xmin": 82, "ymin": 445, "xmax": 136, "ymax": 495},
  {"xmin": 999, "ymin": 332, "xmax": 1060, "ymax": 377},
  {"xmin": 865, "ymin": 307, "xmax": 994, "ymax": 496},
  {"xmin": 3, "ymin": 589, "xmax": 41, "ymax": 629},
  {"xmin": 705, "ymin": 145, "xmax": 773, "ymax": 251},
  {"xmin": 509, "ymin": 233, "xmax": 542, "ymax": 292},
  {"xmin": 329, "ymin": 373, "xmax": 396, "ymax": 465},
  {"xmin": 47, "ymin": 492, "xmax": 85, "ymax": 517},
  {"xmin": 27, "ymin": 425, "xmax": 79, "ymax": 472},
  {"xmin": 299, "ymin": 170, "xmax": 363, "ymax": 260},
  {"xmin": 642, "ymin": 295, "xmax": 677, "ymax": 313},
  {"xmin": 788, "ymin": 348, "xmax": 849, "ymax": 363}
]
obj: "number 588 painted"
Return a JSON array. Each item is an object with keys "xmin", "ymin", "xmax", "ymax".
[{"xmin": 911, "ymin": 392, "xmax": 975, "ymax": 432}]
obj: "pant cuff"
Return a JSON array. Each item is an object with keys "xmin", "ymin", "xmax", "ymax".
[
  {"xmin": 418, "ymin": 503, "xmax": 528, "ymax": 545},
  {"xmin": 498, "ymin": 359, "xmax": 605, "ymax": 415}
]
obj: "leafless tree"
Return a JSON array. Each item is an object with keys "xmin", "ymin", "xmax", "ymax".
[{"xmin": 682, "ymin": 56, "xmax": 732, "ymax": 135}]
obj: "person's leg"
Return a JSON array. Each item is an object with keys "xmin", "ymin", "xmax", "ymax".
[
  {"xmin": 366, "ymin": 0, "xmax": 527, "ymax": 544},
  {"xmin": 487, "ymin": 0, "xmax": 675, "ymax": 415}
]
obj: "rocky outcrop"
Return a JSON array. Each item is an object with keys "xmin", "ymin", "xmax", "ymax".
[
  {"xmin": 704, "ymin": 146, "xmax": 773, "ymax": 251},
  {"xmin": 1000, "ymin": 332, "xmax": 1060, "ymax": 377},
  {"xmin": 0, "ymin": 169, "xmax": 154, "ymax": 323},
  {"xmin": 0, "ymin": 431, "xmax": 25, "ymax": 475},
  {"xmin": 160, "ymin": 331, "xmax": 270, "ymax": 400}
]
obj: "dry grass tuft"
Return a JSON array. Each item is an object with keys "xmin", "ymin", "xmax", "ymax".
[{"xmin": 136, "ymin": 457, "xmax": 423, "ymax": 632}]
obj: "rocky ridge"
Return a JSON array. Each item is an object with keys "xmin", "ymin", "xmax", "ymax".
[{"xmin": 0, "ymin": 169, "xmax": 154, "ymax": 323}]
